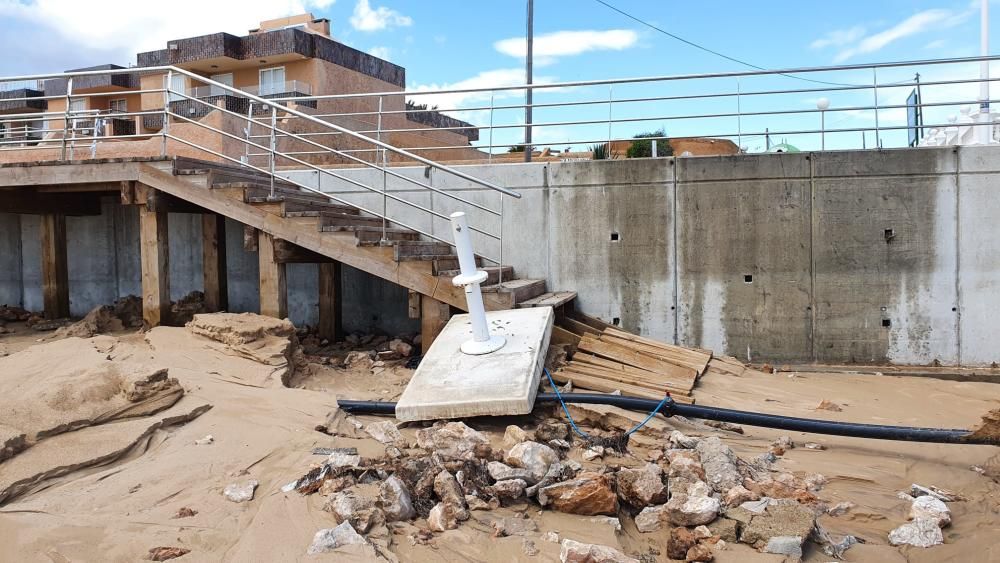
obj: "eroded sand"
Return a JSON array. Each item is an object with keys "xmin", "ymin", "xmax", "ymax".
[{"xmin": 0, "ymin": 321, "xmax": 998, "ymax": 562}]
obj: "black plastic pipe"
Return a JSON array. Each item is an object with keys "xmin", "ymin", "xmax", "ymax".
[{"xmin": 337, "ymin": 392, "xmax": 995, "ymax": 445}]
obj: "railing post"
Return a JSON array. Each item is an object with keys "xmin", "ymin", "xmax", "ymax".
[
  {"xmin": 450, "ymin": 211, "xmax": 506, "ymax": 355},
  {"xmin": 162, "ymin": 70, "xmax": 171, "ymax": 156},
  {"xmin": 269, "ymin": 105, "xmax": 277, "ymax": 199},
  {"xmin": 243, "ymin": 102, "xmax": 254, "ymax": 165},
  {"xmin": 61, "ymin": 77, "xmax": 72, "ymax": 161},
  {"xmin": 872, "ymin": 67, "xmax": 881, "ymax": 148},
  {"xmin": 736, "ymin": 78, "xmax": 743, "ymax": 150},
  {"xmin": 607, "ymin": 84, "xmax": 614, "ymax": 152},
  {"xmin": 488, "ymin": 92, "xmax": 495, "ymax": 165},
  {"xmin": 377, "ymin": 96, "xmax": 387, "ymax": 241}
]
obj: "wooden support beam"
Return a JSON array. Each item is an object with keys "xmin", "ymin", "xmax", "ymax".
[
  {"xmin": 318, "ymin": 261, "xmax": 342, "ymax": 342},
  {"xmin": 420, "ymin": 294, "xmax": 451, "ymax": 355},
  {"xmin": 139, "ymin": 207, "xmax": 170, "ymax": 327},
  {"xmin": 40, "ymin": 214, "xmax": 69, "ymax": 319},
  {"xmin": 407, "ymin": 290, "xmax": 421, "ymax": 319},
  {"xmin": 120, "ymin": 180, "xmax": 136, "ymax": 205},
  {"xmin": 146, "ymin": 190, "xmax": 206, "ymax": 214},
  {"xmin": 0, "ymin": 190, "xmax": 102, "ymax": 216},
  {"xmin": 243, "ymin": 225, "xmax": 258, "ymax": 252},
  {"xmin": 272, "ymin": 238, "xmax": 335, "ymax": 264},
  {"xmin": 257, "ymin": 232, "xmax": 287, "ymax": 319},
  {"xmin": 201, "ymin": 214, "xmax": 228, "ymax": 312}
]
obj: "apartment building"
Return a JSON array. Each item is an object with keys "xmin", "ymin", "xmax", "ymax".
[{"xmin": 0, "ymin": 14, "xmax": 482, "ymax": 164}]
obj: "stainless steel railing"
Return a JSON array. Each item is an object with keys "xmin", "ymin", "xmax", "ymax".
[{"xmin": 0, "ymin": 65, "xmax": 520, "ymax": 270}]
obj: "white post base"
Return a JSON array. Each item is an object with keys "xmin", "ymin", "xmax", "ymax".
[{"xmin": 461, "ymin": 334, "xmax": 507, "ymax": 355}]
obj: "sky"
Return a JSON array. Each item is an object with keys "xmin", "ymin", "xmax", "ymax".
[{"xmin": 0, "ymin": 0, "xmax": 997, "ymax": 152}]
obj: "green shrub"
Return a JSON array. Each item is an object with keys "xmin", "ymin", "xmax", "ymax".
[
  {"xmin": 507, "ymin": 144, "xmax": 527, "ymax": 153},
  {"xmin": 590, "ymin": 142, "xmax": 609, "ymax": 160},
  {"xmin": 626, "ymin": 129, "xmax": 672, "ymax": 158}
]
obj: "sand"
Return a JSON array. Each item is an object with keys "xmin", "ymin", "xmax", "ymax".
[{"xmin": 0, "ymin": 316, "xmax": 999, "ymax": 562}]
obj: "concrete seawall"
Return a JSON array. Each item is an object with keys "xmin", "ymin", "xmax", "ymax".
[{"xmin": 2, "ymin": 145, "xmax": 998, "ymax": 365}]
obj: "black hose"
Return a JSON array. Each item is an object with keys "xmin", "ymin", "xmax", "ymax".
[{"xmin": 337, "ymin": 392, "xmax": 995, "ymax": 445}]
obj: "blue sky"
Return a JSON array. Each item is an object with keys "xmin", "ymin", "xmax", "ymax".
[{"xmin": 0, "ymin": 0, "xmax": 996, "ymax": 151}]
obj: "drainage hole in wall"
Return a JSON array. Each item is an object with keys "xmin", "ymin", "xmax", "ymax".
[
  {"xmin": 612, "ymin": 317, "xmax": 621, "ymax": 326},
  {"xmin": 952, "ymin": 307, "xmax": 957, "ymax": 312},
  {"xmin": 744, "ymin": 274, "xmax": 753, "ymax": 283},
  {"xmin": 882, "ymin": 318, "xmax": 891, "ymax": 328},
  {"xmin": 884, "ymin": 228, "xmax": 895, "ymax": 243},
  {"xmin": 610, "ymin": 232, "xmax": 620, "ymax": 242}
]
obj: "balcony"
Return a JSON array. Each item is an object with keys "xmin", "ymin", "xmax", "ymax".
[
  {"xmin": 0, "ymin": 83, "xmax": 47, "ymax": 115},
  {"xmin": 153, "ymin": 80, "xmax": 316, "ymax": 128}
]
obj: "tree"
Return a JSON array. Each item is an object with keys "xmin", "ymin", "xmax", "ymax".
[{"xmin": 626, "ymin": 129, "xmax": 672, "ymax": 158}]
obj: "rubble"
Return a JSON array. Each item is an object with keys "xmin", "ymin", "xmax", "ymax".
[
  {"xmin": 223, "ymin": 480, "xmax": 258, "ymax": 503},
  {"xmin": 503, "ymin": 425, "xmax": 529, "ymax": 448},
  {"xmin": 909, "ymin": 495, "xmax": 951, "ymax": 526},
  {"xmin": 505, "ymin": 441, "xmax": 559, "ymax": 484},
  {"xmin": 764, "ymin": 536, "xmax": 803, "ymax": 558},
  {"xmin": 324, "ymin": 489, "xmax": 385, "ymax": 533},
  {"xmin": 615, "ymin": 463, "xmax": 668, "ymax": 507},
  {"xmin": 694, "ymin": 437, "xmax": 742, "ymax": 493},
  {"xmin": 415, "ymin": 421, "xmax": 489, "ymax": 460},
  {"xmin": 635, "ymin": 505, "xmax": 667, "ymax": 533},
  {"xmin": 664, "ymin": 491, "xmax": 720, "ymax": 526},
  {"xmin": 492, "ymin": 516, "xmax": 538, "ymax": 537},
  {"xmin": 487, "ymin": 461, "xmax": 534, "ymax": 483},
  {"xmin": 148, "ymin": 547, "xmax": 191, "ymax": 561},
  {"xmin": 888, "ymin": 518, "xmax": 944, "ymax": 548},
  {"xmin": 538, "ymin": 472, "xmax": 618, "ymax": 516},
  {"xmin": 379, "ymin": 476, "xmax": 415, "ymax": 521},
  {"xmin": 826, "ymin": 501, "xmax": 855, "ymax": 517},
  {"xmin": 737, "ymin": 499, "xmax": 815, "ymax": 552},
  {"xmin": 365, "ymin": 420, "xmax": 404, "ymax": 446},
  {"xmin": 307, "ymin": 521, "xmax": 367, "ymax": 554},
  {"xmin": 433, "ymin": 470, "xmax": 469, "ymax": 521},
  {"xmin": 667, "ymin": 527, "xmax": 698, "ymax": 560},
  {"xmin": 559, "ymin": 539, "xmax": 639, "ymax": 563},
  {"xmin": 427, "ymin": 502, "xmax": 459, "ymax": 531}
]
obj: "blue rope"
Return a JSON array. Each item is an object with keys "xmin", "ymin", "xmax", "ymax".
[{"xmin": 543, "ymin": 368, "xmax": 671, "ymax": 438}]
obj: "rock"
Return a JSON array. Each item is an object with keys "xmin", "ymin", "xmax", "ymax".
[
  {"xmin": 223, "ymin": 479, "xmax": 258, "ymax": 503},
  {"xmin": 635, "ymin": 505, "xmax": 667, "ymax": 533},
  {"xmin": 582, "ymin": 446, "xmax": 603, "ymax": 461},
  {"xmin": 666, "ymin": 450, "xmax": 706, "ymax": 482},
  {"xmin": 803, "ymin": 442, "xmax": 826, "ymax": 450},
  {"xmin": 505, "ymin": 441, "xmax": 559, "ymax": 483},
  {"xmin": 549, "ymin": 439, "xmax": 571, "ymax": 450},
  {"xmin": 319, "ymin": 475, "xmax": 356, "ymax": 496},
  {"xmin": 693, "ymin": 525, "xmax": 712, "ymax": 539},
  {"xmin": 686, "ymin": 543, "xmax": 715, "ymax": 562},
  {"xmin": 488, "ymin": 478, "xmax": 527, "ymax": 502},
  {"xmin": 492, "ymin": 516, "xmax": 539, "ymax": 537},
  {"xmin": 695, "ymin": 437, "xmax": 742, "ymax": 493},
  {"xmin": 523, "ymin": 538, "xmax": 540, "ymax": 556},
  {"xmin": 148, "ymin": 547, "xmax": 191, "ymax": 561},
  {"xmin": 669, "ymin": 430, "xmax": 700, "ymax": 449},
  {"xmin": 889, "ymin": 518, "xmax": 944, "ymax": 547},
  {"xmin": 667, "ymin": 527, "xmax": 698, "ymax": 560},
  {"xmin": 526, "ymin": 461, "xmax": 566, "ymax": 497},
  {"xmin": 723, "ymin": 485, "xmax": 758, "ymax": 507},
  {"xmin": 194, "ymin": 434, "xmax": 213, "ymax": 445},
  {"xmin": 535, "ymin": 420, "xmax": 569, "ymax": 442},
  {"xmin": 764, "ymin": 536, "xmax": 803, "ymax": 558},
  {"xmin": 415, "ymin": 421, "xmax": 489, "ymax": 460},
  {"xmin": 543, "ymin": 531, "xmax": 560, "ymax": 543},
  {"xmin": 388, "ymin": 338, "xmax": 413, "ymax": 357},
  {"xmin": 590, "ymin": 516, "xmax": 622, "ymax": 531},
  {"xmin": 538, "ymin": 472, "xmax": 618, "ymax": 516},
  {"xmin": 488, "ymin": 461, "xmax": 534, "ymax": 483},
  {"xmin": 327, "ymin": 449, "xmax": 361, "ymax": 468},
  {"xmin": 816, "ymin": 399, "xmax": 843, "ymax": 412},
  {"xmin": 826, "ymin": 501, "xmax": 855, "ymax": 517},
  {"xmin": 173, "ymin": 507, "xmax": 197, "ymax": 519},
  {"xmin": 427, "ymin": 502, "xmax": 459, "ymax": 532},
  {"xmin": 664, "ymin": 493, "xmax": 720, "ymax": 526},
  {"xmin": 707, "ymin": 518, "xmax": 740, "ymax": 543},
  {"xmin": 804, "ymin": 473, "xmax": 827, "ymax": 492},
  {"xmin": 559, "ymin": 539, "xmax": 639, "ymax": 563},
  {"xmin": 365, "ymin": 420, "xmax": 404, "ymax": 445},
  {"xmin": 345, "ymin": 350, "xmax": 375, "ymax": 369},
  {"xmin": 307, "ymin": 521, "xmax": 367, "ymax": 554},
  {"xmin": 616, "ymin": 463, "xmax": 668, "ymax": 507},
  {"xmin": 911, "ymin": 483, "xmax": 963, "ymax": 502},
  {"xmin": 504, "ymin": 425, "xmax": 530, "ymax": 448},
  {"xmin": 379, "ymin": 475, "xmax": 415, "ymax": 522},
  {"xmin": 909, "ymin": 495, "xmax": 951, "ymax": 526},
  {"xmin": 325, "ymin": 489, "xmax": 385, "ymax": 533},
  {"xmin": 739, "ymin": 500, "xmax": 815, "ymax": 551},
  {"xmin": 433, "ymin": 470, "xmax": 469, "ymax": 521},
  {"xmin": 466, "ymin": 494, "xmax": 499, "ymax": 511}
]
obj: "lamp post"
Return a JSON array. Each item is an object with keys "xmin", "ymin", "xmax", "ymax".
[{"xmin": 816, "ymin": 97, "xmax": 830, "ymax": 150}]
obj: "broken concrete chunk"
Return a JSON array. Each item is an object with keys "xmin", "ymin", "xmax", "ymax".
[
  {"xmin": 707, "ymin": 518, "xmax": 740, "ymax": 543},
  {"xmin": 503, "ymin": 425, "xmax": 530, "ymax": 448},
  {"xmin": 487, "ymin": 461, "xmax": 534, "ymax": 483},
  {"xmin": 635, "ymin": 505, "xmax": 667, "ymax": 533},
  {"xmin": 415, "ymin": 421, "xmax": 489, "ymax": 460},
  {"xmin": 582, "ymin": 446, "xmax": 603, "ymax": 461},
  {"xmin": 379, "ymin": 475, "xmax": 415, "ymax": 522},
  {"xmin": 365, "ymin": 420, "xmax": 404, "ymax": 446},
  {"xmin": 559, "ymin": 539, "xmax": 639, "ymax": 563},
  {"xmin": 685, "ymin": 542, "xmax": 715, "ymax": 562},
  {"xmin": 223, "ymin": 479, "xmax": 258, "ymax": 503},
  {"xmin": 764, "ymin": 536, "xmax": 803, "ymax": 558},
  {"xmin": 505, "ymin": 441, "xmax": 559, "ymax": 484},
  {"xmin": 326, "ymin": 449, "xmax": 361, "ymax": 468},
  {"xmin": 909, "ymin": 495, "xmax": 951, "ymax": 526},
  {"xmin": 492, "ymin": 516, "xmax": 539, "ymax": 537},
  {"xmin": 889, "ymin": 518, "xmax": 944, "ymax": 548},
  {"xmin": 307, "ymin": 521, "xmax": 367, "ymax": 554},
  {"xmin": 433, "ymin": 470, "xmax": 469, "ymax": 521},
  {"xmin": 535, "ymin": 420, "xmax": 569, "ymax": 442},
  {"xmin": 466, "ymin": 494, "xmax": 499, "ymax": 511},
  {"xmin": 664, "ymin": 493, "xmax": 720, "ymax": 527},
  {"xmin": 616, "ymin": 463, "xmax": 668, "ymax": 507},
  {"xmin": 488, "ymin": 478, "xmax": 527, "ymax": 502},
  {"xmin": 723, "ymin": 484, "xmax": 758, "ymax": 507},
  {"xmin": 427, "ymin": 502, "xmax": 459, "ymax": 532},
  {"xmin": 826, "ymin": 501, "xmax": 855, "ymax": 517},
  {"xmin": 669, "ymin": 430, "xmax": 700, "ymax": 449},
  {"xmin": 324, "ymin": 489, "xmax": 385, "ymax": 533},
  {"xmin": 695, "ymin": 437, "xmax": 742, "ymax": 493},
  {"xmin": 538, "ymin": 472, "xmax": 618, "ymax": 516},
  {"xmin": 739, "ymin": 501, "xmax": 815, "ymax": 551}
]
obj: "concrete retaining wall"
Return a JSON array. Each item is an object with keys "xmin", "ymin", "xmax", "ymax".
[{"xmin": 2, "ymin": 145, "xmax": 998, "ymax": 364}]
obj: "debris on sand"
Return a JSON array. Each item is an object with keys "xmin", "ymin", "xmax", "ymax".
[
  {"xmin": 307, "ymin": 521, "xmax": 367, "ymax": 554},
  {"xmin": 963, "ymin": 408, "xmax": 1000, "ymax": 444},
  {"xmin": 147, "ymin": 547, "xmax": 191, "ymax": 561},
  {"xmin": 559, "ymin": 538, "xmax": 638, "ymax": 563},
  {"xmin": 186, "ymin": 313, "xmax": 301, "ymax": 385},
  {"xmin": 223, "ymin": 480, "xmax": 259, "ymax": 503}
]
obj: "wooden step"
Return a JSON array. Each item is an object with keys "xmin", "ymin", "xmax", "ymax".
[
  {"xmin": 437, "ymin": 266, "xmax": 514, "ymax": 286},
  {"xmin": 352, "ymin": 227, "xmax": 421, "ymax": 246},
  {"xmin": 245, "ymin": 196, "xmax": 360, "ymax": 215},
  {"xmin": 517, "ymin": 291, "xmax": 577, "ymax": 309},
  {"xmin": 394, "ymin": 240, "xmax": 455, "ymax": 262},
  {"xmin": 318, "ymin": 213, "xmax": 385, "ymax": 228},
  {"xmin": 481, "ymin": 278, "xmax": 547, "ymax": 308}
]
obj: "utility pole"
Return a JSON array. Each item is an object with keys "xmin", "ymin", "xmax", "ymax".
[
  {"xmin": 524, "ymin": 0, "xmax": 533, "ymax": 162},
  {"xmin": 978, "ymin": 0, "xmax": 991, "ymax": 144},
  {"xmin": 915, "ymin": 72, "xmax": 924, "ymax": 143}
]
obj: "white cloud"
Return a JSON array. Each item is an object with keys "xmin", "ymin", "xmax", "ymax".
[
  {"xmin": 829, "ymin": 9, "xmax": 970, "ymax": 63},
  {"xmin": 494, "ymin": 29, "xmax": 638, "ymax": 60},
  {"xmin": 0, "ymin": 0, "xmax": 335, "ymax": 61},
  {"xmin": 349, "ymin": 0, "xmax": 411, "ymax": 32},
  {"xmin": 369, "ymin": 46, "xmax": 391, "ymax": 60},
  {"xmin": 925, "ymin": 38, "xmax": 947, "ymax": 50},
  {"xmin": 810, "ymin": 26, "xmax": 866, "ymax": 50}
]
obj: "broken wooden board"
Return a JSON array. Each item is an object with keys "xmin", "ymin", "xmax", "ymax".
[{"xmin": 550, "ymin": 369, "xmax": 695, "ymax": 404}]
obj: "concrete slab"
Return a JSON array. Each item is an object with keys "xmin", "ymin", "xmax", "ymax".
[{"xmin": 395, "ymin": 307, "xmax": 554, "ymax": 422}]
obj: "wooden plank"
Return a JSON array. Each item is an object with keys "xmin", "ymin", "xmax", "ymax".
[
  {"xmin": 201, "ymin": 214, "xmax": 228, "ymax": 312},
  {"xmin": 517, "ymin": 291, "xmax": 577, "ymax": 309},
  {"xmin": 578, "ymin": 334, "xmax": 700, "ymax": 382},
  {"xmin": 257, "ymin": 232, "xmax": 287, "ymax": 319},
  {"xmin": 561, "ymin": 363, "xmax": 695, "ymax": 395},
  {"xmin": 272, "ymin": 238, "xmax": 335, "ymax": 264},
  {"xmin": 0, "ymin": 191, "xmax": 101, "ymax": 216},
  {"xmin": 550, "ymin": 369, "xmax": 695, "ymax": 404},
  {"xmin": 550, "ymin": 325, "xmax": 581, "ymax": 348},
  {"xmin": 146, "ymin": 190, "xmax": 206, "ymax": 214},
  {"xmin": 407, "ymin": 290, "xmax": 421, "ymax": 319},
  {"xmin": 120, "ymin": 180, "xmax": 136, "ymax": 205},
  {"xmin": 318, "ymin": 262, "xmax": 342, "ymax": 341},
  {"xmin": 567, "ymin": 310, "xmax": 618, "ymax": 332},
  {"xmin": 601, "ymin": 333, "xmax": 710, "ymax": 374},
  {"xmin": 243, "ymin": 225, "xmax": 258, "ymax": 252},
  {"xmin": 605, "ymin": 326, "xmax": 713, "ymax": 358},
  {"xmin": 420, "ymin": 294, "xmax": 450, "ymax": 355},
  {"xmin": 0, "ymin": 160, "xmax": 143, "ymax": 187},
  {"xmin": 139, "ymin": 207, "xmax": 170, "ymax": 327},
  {"xmin": 40, "ymin": 214, "xmax": 69, "ymax": 320},
  {"xmin": 558, "ymin": 316, "xmax": 601, "ymax": 337}
]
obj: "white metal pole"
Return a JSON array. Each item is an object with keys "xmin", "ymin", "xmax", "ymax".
[
  {"xmin": 450, "ymin": 211, "xmax": 506, "ymax": 355},
  {"xmin": 979, "ymin": 0, "xmax": 992, "ymax": 144}
]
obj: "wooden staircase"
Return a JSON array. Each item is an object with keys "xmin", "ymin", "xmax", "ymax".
[{"xmin": 138, "ymin": 157, "xmax": 577, "ymax": 320}]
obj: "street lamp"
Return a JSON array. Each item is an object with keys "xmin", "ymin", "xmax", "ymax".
[{"xmin": 816, "ymin": 97, "xmax": 830, "ymax": 150}]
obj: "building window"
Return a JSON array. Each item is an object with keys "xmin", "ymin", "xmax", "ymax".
[
  {"xmin": 209, "ymin": 73, "xmax": 233, "ymax": 96},
  {"xmin": 110, "ymin": 98, "xmax": 127, "ymax": 113},
  {"xmin": 165, "ymin": 74, "xmax": 186, "ymax": 102},
  {"xmin": 259, "ymin": 66, "xmax": 286, "ymax": 96}
]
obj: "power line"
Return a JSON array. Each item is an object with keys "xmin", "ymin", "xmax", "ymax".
[{"xmin": 593, "ymin": 0, "xmax": 884, "ymax": 88}]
